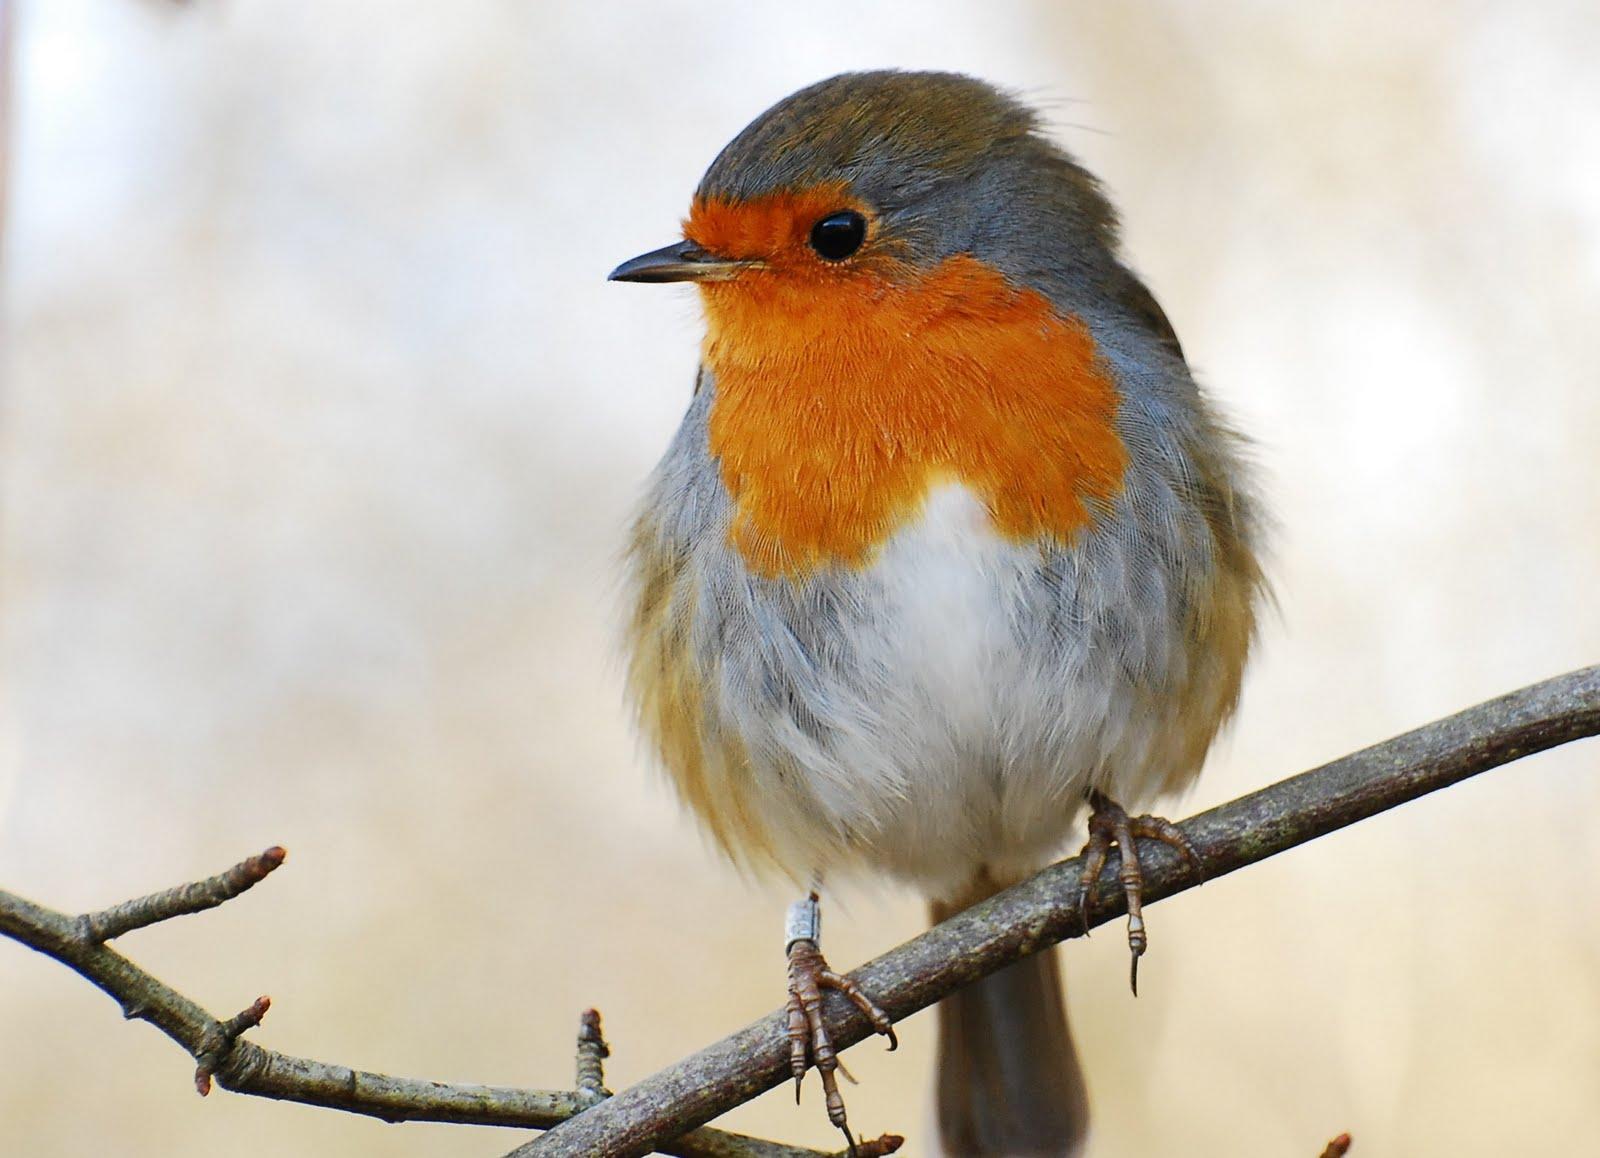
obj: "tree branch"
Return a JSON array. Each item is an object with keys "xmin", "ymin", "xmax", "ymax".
[
  {"xmin": 0, "ymin": 852, "xmax": 862, "ymax": 1157},
  {"xmin": 520, "ymin": 664, "xmax": 1600, "ymax": 1157},
  {"xmin": 4, "ymin": 666, "xmax": 1596, "ymax": 1156}
]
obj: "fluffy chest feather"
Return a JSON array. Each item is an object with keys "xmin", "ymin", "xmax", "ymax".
[{"xmin": 698, "ymin": 253, "xmax": 1128, "ymax": 577}]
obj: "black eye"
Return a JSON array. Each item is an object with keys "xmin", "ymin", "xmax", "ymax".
[{"xmin": 808, "ymin": 210, "xmax": 867, "ymax": 261}]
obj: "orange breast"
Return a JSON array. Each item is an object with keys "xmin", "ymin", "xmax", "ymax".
[{"xmin": 689, "ymin": 202, "xmax": 1127, "ymax": 578}]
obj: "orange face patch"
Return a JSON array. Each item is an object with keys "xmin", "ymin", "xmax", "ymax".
[
  {"xmin": 686, "ymin": 192, "xmax": 1128, "ymax": 578},
  {"xmin": 687, "ymin": 185, "xmax": 865, "ymax": 265}
]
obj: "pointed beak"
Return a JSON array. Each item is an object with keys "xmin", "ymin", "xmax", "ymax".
[{"xmin": 608, "ymin": 240, "xmax": 756, "ymax": 284}]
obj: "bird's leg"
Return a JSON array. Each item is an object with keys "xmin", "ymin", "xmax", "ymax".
[
  {"xmin": 1077, "ymin": 790, "xmax": 1205, "ymax": 995},
  {"xmin": 784, "ymin": 890, "xmax": 898, "ymax": 1155}
]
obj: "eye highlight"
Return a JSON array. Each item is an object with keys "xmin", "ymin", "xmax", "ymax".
[{"xmin": 808, "ymin": 210, "xmax": 867, "ymax": 261}]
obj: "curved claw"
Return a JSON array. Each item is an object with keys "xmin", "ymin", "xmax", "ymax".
[
  {"xmin": 786, "ymin": 935, "xmax": 897, "ymax": 1145},
  {"xmin": 1080, "ymin": 791, "xmax": 1199, "ymax": 997},
  {"xmin": 1076, "ymin": 802, "xmax": 1115, "ymax": 933},
  {"xmin": 815, "ymin": 966, "xmax": 898, "ymax": 1050},
  {"xmin": 786, "ymin": 982, "xmax": 810, "ymax": 1100},
  {"xmin": 1127, "ymin": 908, "xmax": 1147, "ymax": 996},
  {"xmin": 1129, "ymin": 813, "xmax": 1205, "ymax": 881}
]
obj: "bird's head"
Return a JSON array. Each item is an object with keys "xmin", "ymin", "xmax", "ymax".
[
  {"xmin": 609, "ymin": 70, "xmax": 1121, "ymax": 323},
  {"xmin": 611, "ymin": 71, "xmax": 1138, "ymax": 578}
]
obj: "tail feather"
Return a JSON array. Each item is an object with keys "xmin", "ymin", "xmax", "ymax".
[{"xmin": 932, "ymin": 898, "xmax": 1089, "ymax": 1157}]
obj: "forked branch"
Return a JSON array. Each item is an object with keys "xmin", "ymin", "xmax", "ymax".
[{"xmin": 0, "ymin": 851, "xmax": 863, "ymax": 1157}]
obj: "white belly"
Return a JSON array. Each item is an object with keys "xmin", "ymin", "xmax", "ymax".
[
  {"xmin": 877, "ymin": 483, "xmax": 1019, "ymax": 749},
  {"xmin": 717, "ymin": 483, "xmax": 1111, "ymax": 895},
  {"xmin": 670, "ymin": 476, "xmax": 1246, "ymax": 899}
]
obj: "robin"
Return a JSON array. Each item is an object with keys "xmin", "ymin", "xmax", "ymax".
[{"xmin": 611, "ymin": 70, "xmax": 1264, "ymax": 1157}]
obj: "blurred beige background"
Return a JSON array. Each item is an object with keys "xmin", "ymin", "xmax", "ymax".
[{"xmin": 2, "ymin": 2, "xmax": 1598, "ymax": 1155}]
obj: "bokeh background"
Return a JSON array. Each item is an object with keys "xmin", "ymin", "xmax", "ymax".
[{"xmin": 2, "ymin": 2, "xmax": 1598, "ymax": 1155}]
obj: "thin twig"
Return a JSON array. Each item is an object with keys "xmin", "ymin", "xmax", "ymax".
[
  {"xmin": 519, "ymin": 664, "xmax": 1600, "ymax": 1157},
  {"xmin": 576, "ymin": 1009, "xmax": 612, "ymax": 1104},
  {"xmin": 195, "ymin": 996, "xmax": 271, "ymax": 1095},
  {"xmin": 843, "ymin": 1137, "xmax": 903, "ymax": 1157},
  {"xmin": 82, "ymin": 846, "xmax": 286, "ymax": 942}
]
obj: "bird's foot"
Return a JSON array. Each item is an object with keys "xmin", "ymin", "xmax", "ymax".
[
  {"xmin": 784, "ymin": 892, "xmax": 898, "ymax": 1156},
  {"xmin": 1077, "ymin": 790, "xmax": 1204, "ymax": 995}
]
